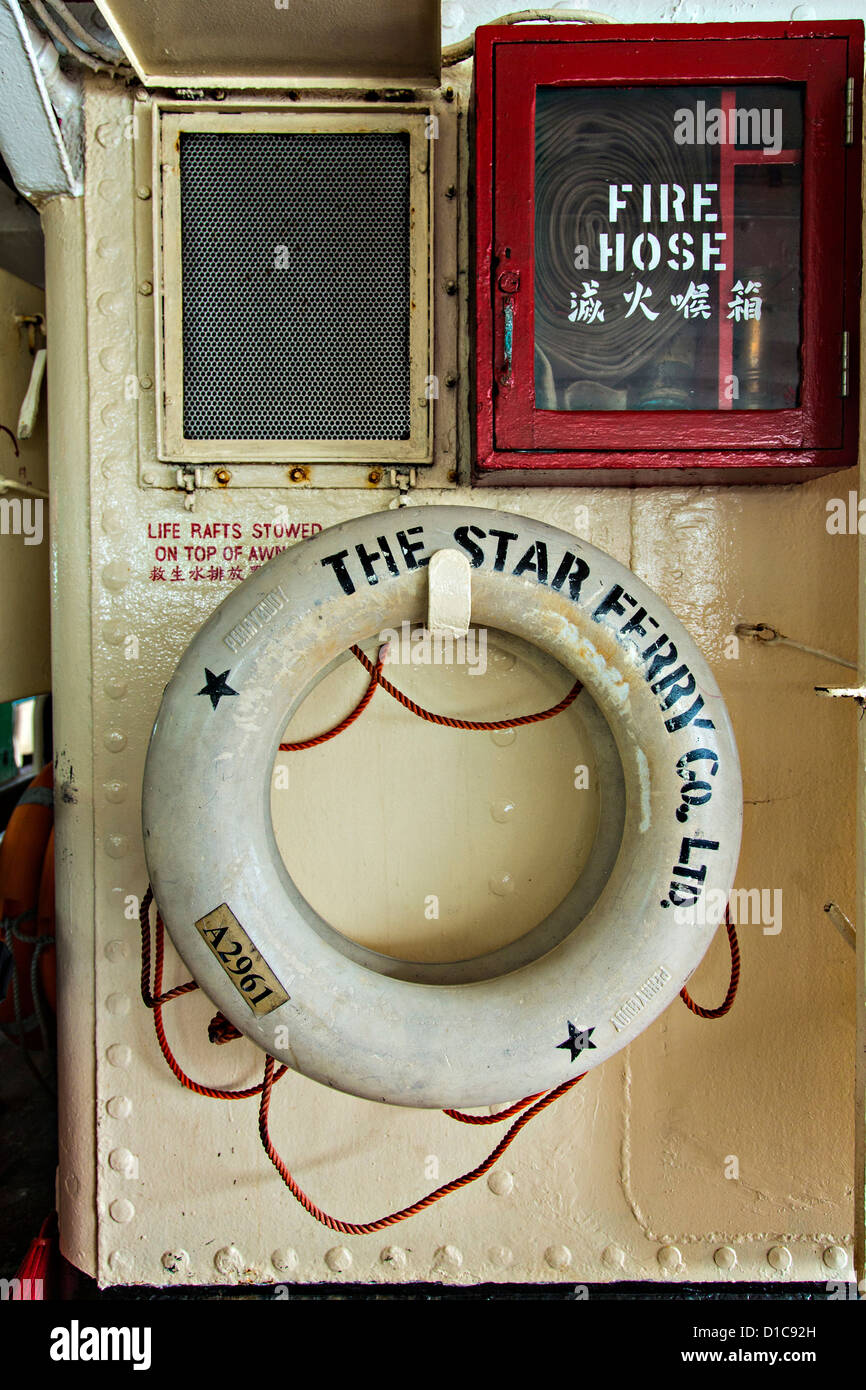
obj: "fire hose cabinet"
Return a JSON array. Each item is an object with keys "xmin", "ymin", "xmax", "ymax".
[{"xmin": 473, "ymin": 22, "xmax": 863, "ymax": 485}]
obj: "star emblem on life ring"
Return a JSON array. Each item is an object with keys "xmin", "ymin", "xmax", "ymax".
[
  {"xmin": 198, "ymin": 668, "xmax": 238, "ymax": 710},
  {"xmin": 557, "ymin": 1021, "xmax": 596, "ymax": 1063}
]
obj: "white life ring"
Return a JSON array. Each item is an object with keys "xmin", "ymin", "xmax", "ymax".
[{"xmin": 142, "ymin": 506, "xmax": 741, "ymax": 1110}]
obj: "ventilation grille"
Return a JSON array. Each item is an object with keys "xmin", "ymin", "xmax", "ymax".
[{"xmin": 179, "ymin": 131, "xmax": 412, "ymax": 441}]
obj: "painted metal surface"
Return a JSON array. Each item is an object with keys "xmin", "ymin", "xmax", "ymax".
[
  {"xmin": 473, "ymin": 22, "xmax": 862, "ymax": 482},
  {"xmin": 0, "ymin": 1, "xmax": 82, "ymax": 200},
  {"xmin": 45, "ymin": 60, "xmax": 859, "ymax": 1287},
  {"xmin": 92, "ymin": 0, "xmax": 442, "ymax": 89}
]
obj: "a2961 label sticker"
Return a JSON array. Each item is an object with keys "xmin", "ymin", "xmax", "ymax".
[{"xmin": 195, "ymin": 904, "xmax": 289, "ymax": 1017}]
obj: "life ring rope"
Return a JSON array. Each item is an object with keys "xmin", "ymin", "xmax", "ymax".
[
  {"xmin": 139, "ymin": 886, "xmax": 289, "ymax": 1101},
  {"xmin": 679, "ymin": 909, "xmax": 740, "ymax": 1019},
  {"xmin": 278, "ymin": 642, "xmax": 583, "ymax": 753},
  {"xmin": 138, "ymin": 640, "xmax": 740, "ymax": 1231},
  {"xmin": 257, "ymin": 1052, "xmax": 586, "ymax": 1237}
]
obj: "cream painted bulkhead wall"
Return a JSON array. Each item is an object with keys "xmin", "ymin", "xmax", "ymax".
[{"xmin": 45, "ymin": 18, "xmax": 859, "ymax": 1285}]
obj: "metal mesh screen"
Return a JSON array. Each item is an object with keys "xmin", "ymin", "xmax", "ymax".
[{"xmin": 179, "ymin": 131, "xmax": 412, "ymax": 441}]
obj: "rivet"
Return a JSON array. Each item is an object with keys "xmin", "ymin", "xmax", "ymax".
[
  {"xmin": 433, "ymin": 1244, "xmax": 463, "ymax": 1272},
  {"xmin": 487, "ymin": 1169, "xmax": 514, "ymax": 1196},
  {"xmin": 162, "ymin": 1249, "xmax": 190, "ymax": 1274},
  {"xmin": 108, "ymin": 1250, "xmax": 132, "ymax": 1275},
  {"xmin": 104, "ymin": 679, "xmax": 128, "ymax": 700},
  {"xmin": 103, "ymin": 780, "xmax": 128, "ymax": 804},
  {"xmin": 105, "ymin": 993, "xmax": 130, "ymax": 1016},
  {"xmin": 487, "ymin": 1246, "xmax": 514, "ymax": 1268},
  {"xmin": 134, "ymin": 88, "xmax": 148, "ymax": 102},
  {"xmin": 214, "ymin": 1246, "xmax": 243, "ymax": 1276},
  {"xmin": 100, "ymin": 455, "xmax": 123, "ymax": 478},
  {"xmin": 490, "ymin": 799, "xmax": 515, "ymax": 824},
  {"xmin": 108, "ymin": 1148, "xmax": 137, "ymax": 1178},
  {"xmin": 109, "ymin": 1198, "xmax": 134, "ymax": 1224},
  {"xmin": 490, "ymin": 728, "xmax": 516, "ymax": 747},
  {"xmin": 324, "ymin": 1246, "xmax": 352, "ymax": 1273},
  {"xmin": 822, "ymin": 1244, "xmax": 848, "ymax": 1272},
  {"xmin": 104, "ymin": 832, "xmax": 129, "ymax": 859},
  {"xmin": 102, "ymin": 621, "xmax": 128, "ymax": 646},
  {"xmin": 136, "ymin": 186, "xmax": 152, "ymax": 200},
  {"xmin": 97, "ymin": 177, "xmax": 120, "ymax": 201},
  {"xmin": 379, "ymin": 1246, "xmax": 407, "ymax": 1270},
  {"xmin": 103, "ymin": 730, "xmax": 127, "ymax": 753},
  {"xmin": 444, "ymin": 279, "xmax": 458, "ymax": 295},
  {"xmin": 139, "ymin": 375, "xmax": 153, "ymax": 391},
  {"xmin": 106, "ymin": 1095, "xmax": 132, "ymax": 1119},
  {"xmin": 102, "ymin": 560, "xmax": 132, "ymax": 591},
  {"xmin": 368, "ymin": 469, "xmax": 382, "ymax": 484},
  {"xmin": 142, "ymin": 471, "xmax": 159, "ymax": 486},
  {"xmin": 444, "ymin": 185, "xmax": 457, "ymax": 200},
  {"xmin": 106, "ymin": 1044, "xmax": 131, "ymax": 1068},
  {"xmin": 767, "ymin": 1245, "xmax": 792, "ymax": 1272},
  {"xmin": 489, "ymin": 873, "xmax": 515, "ymax": 897},
  {"xmin": 544, "ymin": 1244, "xmax": 572, "ymax": 1271},
  {"xmin": 138, "ymin": 280, "xmax": 153, "ymax": 296},
  {"xmin": 101, "ymin": 506, "xmax": 126, "ymax": 534},
  {"xmin": 602, "ymin": 1245, "xmax": 625, "ymax": 1269},
  {"xmin": 105, "ymin": 939, "xmax": 129, "ymax": 963},
  {"xmin": 445, "ymin": 372, "xmax": 458, "ymax": 387},
  {"xmin": 101, "ymin": 401, "xmax": 124, "ymax": 430},
  {"xmin": 657, "ymin": 1244, "xmax": 683, "ymax": 1273},
  {"xmin": 271, "ymin": 1248, "xmax": 298, "ymax": 1274},
  {"xmin": 99, "ymin": 345, "xmax": 125, "ymax": 373},
  {"xmin": 64, "ymin": 1172, "xmax": 80, "ymax": 1197},
  {"xmin": 97, "ymin": 291, "xmax": 124, "ymax": 318},
  {"xmin": 214, "ymin": 467, "xmax": 231, "ymax": 486},
  {"xmin": 714, "ymin": 1246, "xmax": 737, "ymax": 1271},
  {"xmin": 96, "ymin": 238, "xmax": 121, "ymax": 261},
  {"xmin": 288, "ymin": 466, "xmax": 307, "ymax": 483}
]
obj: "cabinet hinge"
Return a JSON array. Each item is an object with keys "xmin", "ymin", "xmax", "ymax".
[
  {"xmin": 841, "ymin": 331, "xmax": 850, "ymax": 397},
  {"xmin": 845, "ymin": 77, "xmax": 855, "ymax": 145}
]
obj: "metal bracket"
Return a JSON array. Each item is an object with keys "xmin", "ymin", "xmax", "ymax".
[
  {"xmin": 14, "ymin": 312, "xmax": 45, "ymax": 354},
  {"xmin": 824, "ymin": 900, "xmax": 856, "ymax": 950},
  {"xmin": 175, "ymin": 466, "xmax": 202, "ymax": 511},
  {"xmin": 814, "ymin": 686, "xmax": 866, "ymax": 707},
  {"xmin": 736, "ymin": 622, "xmax": 857, "ymax": 672},
  {"xmin": 388, "ymin": 467, "xmax": 416, "ymax": 508}
]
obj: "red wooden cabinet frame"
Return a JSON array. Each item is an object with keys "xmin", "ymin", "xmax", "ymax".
[{"xmin": 472, "ymin": 22, "xmax": 863, "ymax": 485}]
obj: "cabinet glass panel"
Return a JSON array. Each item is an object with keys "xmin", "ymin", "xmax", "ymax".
[{"xmin": 534, "ymin": 85, "xmax": 803, "ymax": 411}]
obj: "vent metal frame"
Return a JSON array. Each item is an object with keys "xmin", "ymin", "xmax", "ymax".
[{"xmin": 155, "ymin": 106, "xmax": 433, "ymax": 468}]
